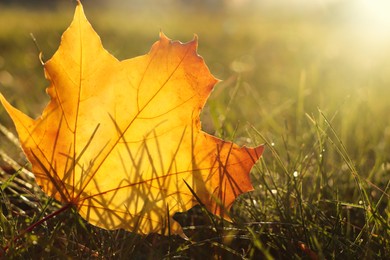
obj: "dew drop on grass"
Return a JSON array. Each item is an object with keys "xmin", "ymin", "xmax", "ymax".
[
  {"xmin": 293, "ymin": 171, "xmax": 299, "ymax": 177},
  {"xmin": 271, "ymin": 189, "xmax": 277, "ymax": 194},
  {"xmin": 252, "ymin": 199, "xmax": 258, "ymax": 207},
  {"xmin": 271, "ymin": 142, "xmax": 275, "ymax": 146},
  {"xmin": 341, "ymin": 163, "xmax": 349, "ymax": 171},
  {"xmin": 20, "ymin": 195, "xmax": 28, "ymax": 202}
]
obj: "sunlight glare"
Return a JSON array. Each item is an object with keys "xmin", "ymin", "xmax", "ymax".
[{"xmin": 348, "ymin": 0, "xmax": 390, "ymax": 43}]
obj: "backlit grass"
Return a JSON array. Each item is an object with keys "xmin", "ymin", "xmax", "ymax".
[{"xmin": 1, "ymin": 2, "xmax": 389, "ymax": 259}]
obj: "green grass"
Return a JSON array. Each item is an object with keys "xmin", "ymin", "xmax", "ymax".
[{"xmin": 1, "ymin": 2, "xmax": 389, "ymax": 259}]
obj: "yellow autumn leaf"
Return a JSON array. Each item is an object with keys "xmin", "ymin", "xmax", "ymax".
[{"xmin": 0, "ymin": 1, "xmax": 263, "ymax": 235}]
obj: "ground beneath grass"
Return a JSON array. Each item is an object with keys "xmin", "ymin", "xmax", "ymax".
[{"xmin": 1, "ymin": 1, "xmax": 389, "ymax": 259}]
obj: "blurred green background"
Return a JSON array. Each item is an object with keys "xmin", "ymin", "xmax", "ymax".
[
  {"xmin": 1, "ymin": 0, "xmax": 389, "ymax": 258},
  {"xmin": 1, "ymin": 0, "xmax": 390, "ymax": 182}
]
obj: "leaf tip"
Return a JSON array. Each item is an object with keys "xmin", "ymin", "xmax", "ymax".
[
  {"xmin": 159, "ymin": 31, "xmax": 171, "ymax": 43},
  {"xmin": 254, "ymin": 144, "xmax": 265, "ymax": 159},
  {"xmin": 192, "ymin": 33, "xmax": 199, "ymax": 44},
  {"xmin": 0, "ymin": 93, "xmax": 34, "ymax": 132},
  {"xmin": 0, "ymin": 92, "xmax": 12, "ymax": 113},
  {"xmin": 74, "ymin": 0, "xmax": 87, "ymax": 21}
]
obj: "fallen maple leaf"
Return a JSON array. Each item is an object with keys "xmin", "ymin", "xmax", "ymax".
[{"xmin": 0, "ymin": 1, "xmax": 263, "ymax": 235}]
